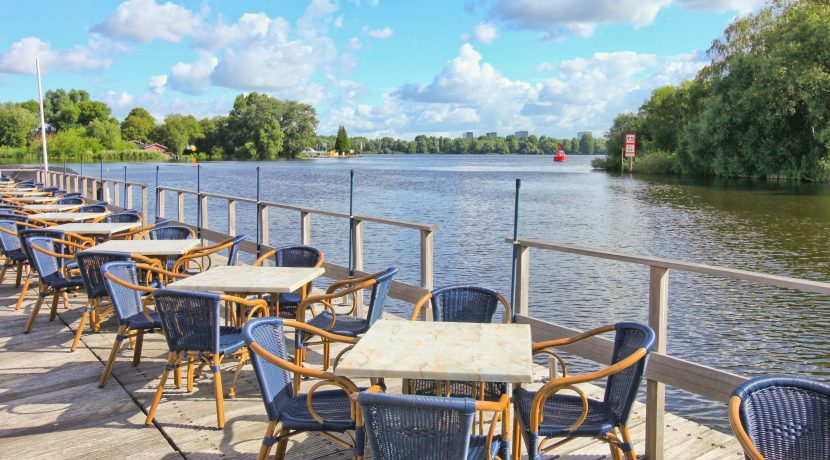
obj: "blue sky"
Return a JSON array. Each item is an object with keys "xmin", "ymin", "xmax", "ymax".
[{"xmin": 0, "ymin": 0, "xmax": 763, "ymax": 139}]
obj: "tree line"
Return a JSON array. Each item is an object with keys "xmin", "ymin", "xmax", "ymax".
[
  {"xmin": 317, "ymin": 132, "xmax": 606, "ymax": 155},
  {"xmin": 595, "ymin": 0, "xmax": 830, "ymax": 181}
]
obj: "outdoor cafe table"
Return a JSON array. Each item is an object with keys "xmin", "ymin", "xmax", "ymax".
[
  {"xmin": 33, "ymin": 212, "xmax": 108, "ymax": 223},
  {"xmin": 166, "ymin": 265, "xmax": 325, "ymax": 295},
  {"xmin": 24, "ymin": 204, "xmax": 83, "ymax": 212},
  {"xmin": 1, "ymin": 190, "xmax": 50, "ymax": 197},
  {"xmin": 8, "ymin": 196, "xmax": 55, "ymax": 203},
  {"xmin": 52, "ymin": 222, "xmax": 141, "ymax": 237},
  {"xmin": 335, "ymin": 320, "xmax": 534, "ymax": 384},
  {"xmin": 82, "ymin": 239, "xmax": 200, "ymax": 257}
]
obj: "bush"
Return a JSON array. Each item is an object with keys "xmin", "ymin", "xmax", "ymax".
[{"xmin": 635, "ymin": 150, "xmax": 678, "ymax": 175}]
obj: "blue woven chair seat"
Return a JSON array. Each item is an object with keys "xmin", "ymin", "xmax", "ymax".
[
  {"xmin": 280, "ymin": 389, "xmax": 360, "ymax": 431},
  {"xmin": 410, "ymin": 380, "xmax": 508, "ymax": 401},
  {"xmin": 46, "ymin": 275, "xmax": 84, "ymax": 290},
  {"xmin": 514, "ymin": 387, "xmax": 617, "ymax": 437},
  {"xmin": 217, "ymin": 326, "xmax": 244, "ymax": 355},
  {"xmin": 306, "ymin": 311, "xmax": 367, "ymax": 337},
  {"xmin": 5, "ymin": 248, "xmax": 26, "ymax": 261},
  {"xmin": 66, "ymin": 261, "xmax": 78, "ymax": 271},
  {"xmin": 124, "ymin": 311, "xmax": 161, "ymax": 330},
  {"xmin": 468, "ymin": 434, "xmax": 503, "ymax": 460}
]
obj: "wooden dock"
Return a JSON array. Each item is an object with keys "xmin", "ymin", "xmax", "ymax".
[{"xmin": 0, "ymin": 283, "xmax": 742, "ymax": 459}]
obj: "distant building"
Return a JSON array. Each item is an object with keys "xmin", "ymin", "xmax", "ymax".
[
  {"xmin": 515, "ymin": 130, "xmax": 529, "ymax": 138},
  {"xmin": 577, "ymin": 131, "xmax": 592, "ymax": 139},
  {"xmin": 463, "ymin": 132, "xmax": 474, "ymax": 140},
  {"xmin": 486, "ymin": 132, "xmax": 497, "ymax": 137},
  {"xmin": 128, "ymin": 140, "xmax": 172, "ymax": 157}
]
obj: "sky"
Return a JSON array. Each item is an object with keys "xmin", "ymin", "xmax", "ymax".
[{"xmin": 0, "ymin": 0, "xmax": 765, "ymax": 139}]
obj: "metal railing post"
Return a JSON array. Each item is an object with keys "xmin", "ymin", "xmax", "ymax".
[
  {"xmin": 352, "ymin": 219, "xmax": 365, "ymax": 315},
  {"xmin": 513, "ymin": 243, "xmax": 530, "ymax": 318},
  {"xmin": 157, "ymin": 189, "xmax": 166, "ymax": 219},
  {"xmin": 646, "ymin": 265, "xmax": 669, "ymax": 460},
  {"xmin": 177, "ymin": 191, "xmax": 185, "ymax": 222},
  {"xmin": 199, "ymin": 193, "xmax": 209, "ymax": 235},
  {"xmin": 300, "ymin": 211, "xmax": 311, "ymax": 245},
  {"xmin": 420, "ymin": 229, "xmax": 434, "ymax": 320},
  {"xmin": 141, "ymin": 186, "xmax": 148, "ymax": 225},
  {"xmin": 227, "ymin": 199, "xmax": 236, "ymax": 236}
]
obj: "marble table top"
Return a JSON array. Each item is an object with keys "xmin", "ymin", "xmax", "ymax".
[
  {"xmin": 1, "ymin": 190, "xmax": 50, "ymax": 196},
  {"xmin": 24, "ymin": 204, "xmax": 83, "ymax": 212},
  {"xmin": 53, "ymin": 222, "xmax": 141, "ymax": 236},
  {"xmin": 84, "ymin": 239, "xmax": 199, "ymax": 256},
  {"xmin": 33, "ymin": 212, "xmax": 108, "ymax": 222},
  {"xmin": 7, "ymin": 196, "xmax": 55, "ymax": 203},
  {"xmin": 166, "ymin": 265, "xmax": 325, "ymax": 294},
  {"xmin": 335, "ymin": 320, "xmax": 534, "ymax": 383}
]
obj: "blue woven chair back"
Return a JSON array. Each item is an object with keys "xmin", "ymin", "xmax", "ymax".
[
  {"xmin": 242, "ymin": 317, "xmax": 295, "ymax": 421},
  {"xmin": 78, "ymin": 204, "xmax": 108, "ymax": 213},
  {"xmin": 358, "ymin": 392, "xmax": 476, "ymax": 460},
  {"xmin": 431, "ymin": 285, "xmax": 500, "ymax": 323},
  {"xmin": 366, "ymin": 267, "xmax": 398, "ymax": 327},
  {"xmin": 104, "ymin": 212, "xmax": 142, "ymax": 223},
  {"xmin": 0, "ymin": 220, "xmax": 21, "ymax": 253},
  {"xmin": 76, "ymin": 251, "xmax": 132, "ymax": 298},
  {"xmin": 55, "ymin": 197, "xmax": 83, "ymax": 205},
  {"xmin": 42, "ymin": 187, "xmax": 61, "ymax": 193},
  {"xmin": 603, "ymin": 322, "xmax": 656, "ymax": 425},
  {"xmin": 26, "ymin": 236, "xmax": 64, "ymax": 286},
  {"xmin": 148, "ymin": 225, "xmax": 192, "ymax": 240},
  {"xmin": 0, "ymin": 213, "xmax": 27, "ymax": 222},
  {"xmin": 734, "ymin": 376, "xmax": 830, "ymax": 460},
  {"xmin": 152, "ymin": 288, "xmax": 222, "ymax": 353},
  {"xmin": 273, "ymin": 245, "xmax": 322, "ymax": 268},
  {"xmin": 0, "ymin": 205, "xmax": 23, "ymax": 211},
  {"xmin": 19, "ymin": 228, "xmax": 66, "ymax": 268},
  {"xmin": 101, "ymin": 261, "xmax": 144, "ymax": 323},
  {"xmin": 61, "ymin": 193, "xmax": 82, "ymax": 198},
  {"xmin": 227, "ymin": 235, "xmax": 245, "ymax": 266}
]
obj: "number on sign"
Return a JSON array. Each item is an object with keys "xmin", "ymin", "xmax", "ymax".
[{"xmin": 625, "ymin": 134, "xmax": 636, "ymax": 144}]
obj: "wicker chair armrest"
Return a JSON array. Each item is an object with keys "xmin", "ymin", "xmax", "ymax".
[
  {"xmin": 729, "ymin": 395, "xmax": 765, "ymax": 460},
  {"xmin": 283, "ymin": 319, "xmax": 359, "ymax": 344},
  {"xmin": 306, "ymin": 378, "xmax": 362, "ymax": 424},
  {"xmin": 28, "ymin": 217, "xmax": 56, "ymax": 227},
  {"xmin": 103, "ymin": 270, "xmax": 156, "ymax": 293},
  {"xmin": 131, "ymin": 254, "xmax": 163, "ymax": 269},
  {"xmin": 496, "ymin": 293, "xmax": 512, "ymax": 323},
  {"xmin": 532, "ymin": 324, "xmax": 616, "ymax": 352},
  {"xmin": 248, "ymin": 340, "xmax": 354, "ymax": 381},
  {"xmin": 325, "ymin": 270, "xmax": 384, "ymax": 294},
  {"xmin": 219, "ymin": 294, "xmax": 268, "ymax": 323},
  {"xmin": 475, "ymin": 394, "xmax": 511, "ymax": 460},
  {"xmin": 29, "ymin": 243, "xmax": 75, "ymax": 260},
  {"xmin": 134, "ymin": 262, "xmax": 190, "ymax": 285},
  {"xmin": 16, "ymin": 221, "xmax": 42, "ymax": 230},
  {"xmin": 63, "ymin": 232, "xmax": 95, "ymax": 247},
  {"xmin": 53, "ymin": 238, "xmax": 89, "ymax": 252},
  {"xmin": 530, "ymin": 347, "xmax": 649, "ymax": 432},
  {"xmin": 297, "ymin": 280, "xmax": 375, "ymax": 323},
  {"xmin": 252, "ymin": 249, "xmax": 276, "ymax": 267},
  {"xmin": 409, "ymin": 291, "xmax": 432, "ymax": 321},
  {"xmin": 0, "ymin": 226, "xmax": 16, "ymax": 237},
  {"xmin": 533, "ymin": 349, "xmax": 569, "ymax": 378},
  {"xmin": 141, "ymin": 296, "xmax": 157, "ymax": 324}
]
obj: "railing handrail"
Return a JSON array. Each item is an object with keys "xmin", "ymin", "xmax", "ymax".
[{"xmin": 508, "ymin": 237, "xmax": 830, "ymax": 295}]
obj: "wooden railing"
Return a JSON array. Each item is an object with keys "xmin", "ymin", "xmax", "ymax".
[{"xmin": 508, "ymin": 237, "xmax": 830, "ymax": 460}]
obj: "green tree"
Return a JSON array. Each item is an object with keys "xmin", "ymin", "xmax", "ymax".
[
  {"xmin": 579, "ymin": 133, "xmax": 594, "ymax": 155},
  {"xmin": 121, "ymin": 108, "xmax": 156, "ymax": 142},
  {"xmin": 335, "ymin": 125, "xmax": 350, "ymax": 154},
  {"xmin": 226, "ymin": 93, "xmax": 286, "ymax": 160},
  {"xmin": 151, "ymin": 114, "xmax": 204, "ymax": 155},
  {"xmin": 0, "ymin": 103, "xmax": 39, "ymax": 147},
  {"xmin": 86, "ymin": 118, "xmax": 122, "ymax": 149},
  {"xmin": 76, "ymin": 101, "xmax": 110, "ymax": 126},
  {"xmin": 279, "ymin": 101, "xmax": 318, "ymax": 157}
]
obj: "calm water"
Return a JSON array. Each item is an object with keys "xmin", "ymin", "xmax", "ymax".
[{"xmin": 69, "ymin": 154, "xmax": 830, "ymax": 430}]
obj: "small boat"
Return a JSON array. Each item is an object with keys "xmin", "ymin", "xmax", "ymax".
[{"xmin": 553, "ymin": 143, "xmax": 567, "ymax": 162}]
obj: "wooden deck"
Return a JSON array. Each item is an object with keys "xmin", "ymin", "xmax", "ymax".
[{"xmin": 0, "ymin": 283, "xmax": 743, "ymax": 459}]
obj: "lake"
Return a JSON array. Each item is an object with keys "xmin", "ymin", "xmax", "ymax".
[{"xmin": 65, "ymin": 154, "xmax": 830, "ymax": 430}]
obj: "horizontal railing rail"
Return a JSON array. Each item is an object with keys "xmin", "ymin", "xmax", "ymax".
[{"xmin": 506, "ymin": 236, "xmax": 830, "ymax": 459}]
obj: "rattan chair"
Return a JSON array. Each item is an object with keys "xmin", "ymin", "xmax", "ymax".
[
  {"xmin": 146, "ymin": 289, "xmax": 267, "ymax": 429},
  {"xmin": 170, "ymin": 235, "xmax": 247, "ymax": 275},
  {"xmin": 0, "ymin": 220, "xmax": 29, "ymax": 287},
  {"xmin": 104, "ymin": 211, "xmax": 142, "ymax": 223},
  {"xmin": 297, "ymin": 267, "xmax": 397, "ymax": 374},
  {"xmin": 109, "ymin": 219, "xmax": 171, "ymax": 240},
  {"xmin": 243, "ymin": 317, "xmax": 363, "ymax": 460},
  {"xmin": 147, "ymin": 225, "xmax": 195, "ymax": 240},
  {"xmin": 55, "ymin": 197, "xmax": 84, "ymax": 205},
  {"xmin": 77, "ymin": 204, "xmax": 108, "ymax": 213},
  {"xmin": 253, "ymin": 245, "xmax": 324, "ymax": 318},
  {"xmin": 729, "ymin": 376, "xmax": 830, "ymax": 460},
  {"xmin": 22, "ymin": 236, "xmax": 85, "ymax": 334},
  {"xmin": 406, "ymin": 286, "xmax": 512, "ymax": 428},
  {"xmin": 358, "ymin": 389, "xmax": 511, "ymax": 460},
  {"xmin": 513, "ymin": 322, "xmax": 655, "ymax": 460}
]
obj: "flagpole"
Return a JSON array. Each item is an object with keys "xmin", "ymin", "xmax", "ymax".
[{"xmin": 35, "ymin": 59, "xmax": 48, "ymax": 172}]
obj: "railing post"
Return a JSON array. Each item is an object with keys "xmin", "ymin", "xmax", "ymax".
[
  {"xmin": 646, "ymin": 265, "xmax": 669, "ymax": 460},
  {"xmin": 157, "ymin": 189, "xmax": 166, "ymax": 219},
  {"xmin": 199, "ymin": 194, "xmax": 209, "ymax": 234},
  {"xmin": 80, "ymin": 177, "xmax": 86, "ymax": 198},
  {"xmin": 352, "ymin": 219, "xmax": 365, "ymax": 315},
  {"xmin": 258, "ymin": 203, "xmax": 269, "ymax": 246},
  {"xmin": 101, "ymin": 180, "xmax": 111, "ymax": 203},
  {"xmin": 513, "ymin": 244, "xmax": 530, "ymax": 318},
  {"xmin": 420, "ymin": 229, "xmax": 434, "ymax": 320},
  {"xmin": 177, "ymin": 191, "xmax": 185, "ymax": 222},
  {"xmin": 300, "ymin": 211, "xmax": 311, "ymax": 245},
  {"xmin": 141, "ymin": 186, "xmax": 148, "ymax": 225},
  {"xmin": 72, "ymin": 175, "xmax": 79, "ymax": 193},
  {"xmin": 113, "ymin": 182, "xmax": 121, "ymax": 207},
  {"xmin": 126, "ymin": 184, "xmax": 134, "ymax": 209},
  {"xmin": 227, "ymin": 199, "xmax": 236, "ymax": 236}
]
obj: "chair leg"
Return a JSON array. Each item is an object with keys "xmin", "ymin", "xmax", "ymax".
[
  {"xmin": 229, "ymin": 352, "xmax": 247, "ymax": 399},
  {"xmin": 132, "ymin": 332, "xmax": 144, "ymax": 367},
  {"xmin": 146, "ymin": 353, "xmax": 179, "ymax": 425},
  {"xmin": 24, "ymin": 293, "xmax": 46, "ymax": 333},
  {"xmin": 174, "ymin": 356, "xmax": 182, "ymax": 389},
  {"xmin": 71, "ymin": 300, "xmax": 93, "ymax": 352},
  {"xmin": 257, "ymin": 421, "xmax": 278, "ymax": 460},
  {"xmin": 212, "ymin": 354, "xmax": 225, "ymax": 429},
  {"xmin": 274, "ymin": 428, "xmax": 289, "ymax": 460},
  {"xmin": 62, "ymin": 291, "xmax": 70, "ymax": 309},
  {"xmin": 0, "ymin": 261, "xmax": 8, "ymax": 284},
  {"xmin": 512, "ymin": 413, "xmax": 522, "ymax": 460},
  {"xmin": 15, "ymin": 274, "xmax": 31, "ymax": 310},
  {"xmin": 14, "ymin": 262, "xmax": 23, "ymax": 287},
  {"xmin": 607, "ymin": 429, "xmax": 624, "ymax": 460},
  {"xmin": 619, "ymin": 425, "xmax": 637, "ymax": 460},
  {"xmin": 48, "ymin": 292, "xmax": 59, "ymax": 321},
  {"xmin": 187, "ymin": 357, "xmax": 195, "ymax": 392},
  {"xmin": 322, "ymin": 339, "xmax": 330, "ymax": 371},
  {"xmin": 100, "ymin": 325, "xmax": 126, "ymax": 387}
]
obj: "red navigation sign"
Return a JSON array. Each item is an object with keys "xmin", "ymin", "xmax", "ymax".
[{"xmin": 624, "ymin": 133, "xmax": 636, "ymax": 158}]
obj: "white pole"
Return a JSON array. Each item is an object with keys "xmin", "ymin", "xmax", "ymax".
[{"xmin": 36, "ymin": 59, "xmax": 48, "ymax": 171}]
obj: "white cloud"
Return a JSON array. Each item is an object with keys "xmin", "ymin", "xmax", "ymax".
[
  {"xmin": 347, "ymin": 37, "xmax": 362, "ymax": 50},
  {"xmin": 534, "ymin": 62, "xmax": 554, "ymax": 72},
  {"xmin": 473, "ymin": 22, "xmax": 498, "ymax": 44},
  {"xmin": 364, "ymin": 26, "xmax": 394, "ymax": 39},
  {"xmin": 148, "ymin": 75, "xmax": 168, "ymax": 95},
  {"xmin": 169, "ymin": 54, "xmax": 218, "ymax": 95},
  {"xmin": 92, "ymin": 0, "xmax": 203, "ymax": 43},
  {"xmin": 101, "ymin": 90, "xmax": 134, "ymax": 112},
  {"xmin": 488, "ymin": 0, "xmax": 764, "ymax": 38},
  {"xmin": 0, "ymin": 37, "xmax": 110, "ymax": 74}
]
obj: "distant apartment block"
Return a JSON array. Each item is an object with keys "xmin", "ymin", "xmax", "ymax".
[
  {"xmin": 515, "ymin": 130, "xmax": 528, "ymax": 138},
  {"xmin": 486, "ymin": 132, "xmax": 497, "ymax": 137},
  {"xmin": 577, "ymin": 131, "xmax": 593, "ymax": 139},
  {"xmin": 463, "ymin": 132, "xmax": 474, "ymax": 139}
]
